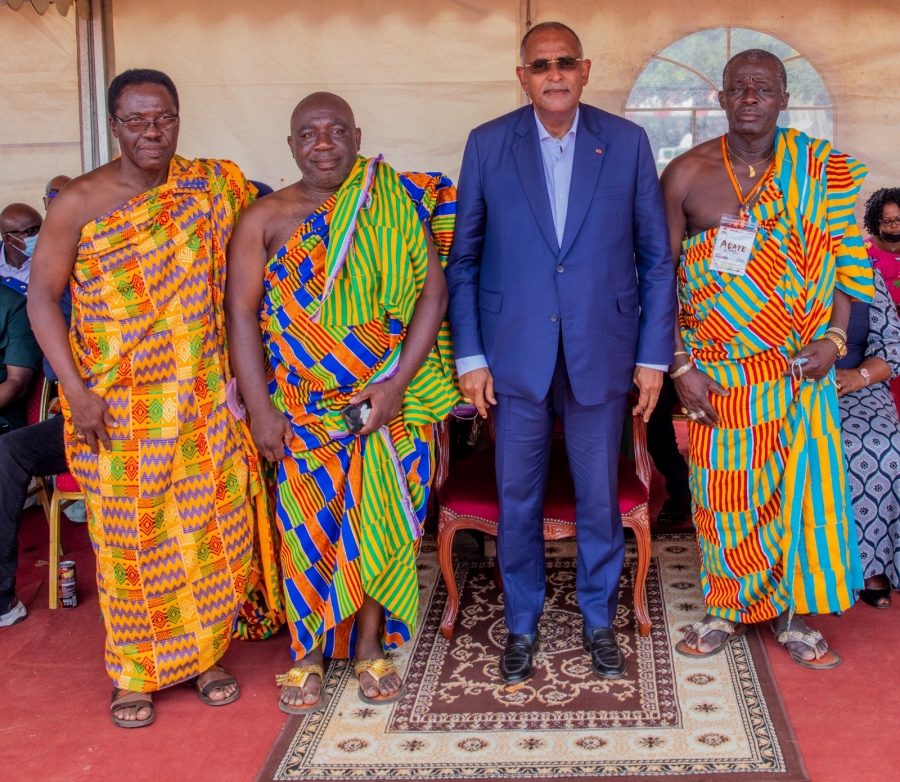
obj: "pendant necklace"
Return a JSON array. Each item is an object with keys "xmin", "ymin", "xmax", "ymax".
[
  {"xmin": 721, "ymin": 136, "xmax": 775, "ymax": 216},
  {"xmin": 724, "ymin": 137, "xmax": 775, "ymax": 179}
]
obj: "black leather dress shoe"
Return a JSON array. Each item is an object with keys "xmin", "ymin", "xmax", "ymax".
[
  {"xmin": 499, "ymin": 631, "xmax": 540, "ymax": 684},
  {"xmin": 582, "ymin": 626, "xmax": 626, "ymax": 679}
]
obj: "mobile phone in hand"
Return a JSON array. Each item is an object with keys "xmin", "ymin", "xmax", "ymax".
[{"xmin": 341, "ymin": 399, "xmax": 372, "ymax": 434}]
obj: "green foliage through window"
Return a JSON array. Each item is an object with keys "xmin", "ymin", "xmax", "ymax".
[{"xmin": 625, "ymin": 28, "xmax": 833, "ymax": 172}]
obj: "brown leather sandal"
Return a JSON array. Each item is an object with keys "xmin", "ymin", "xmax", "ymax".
[
  {"xmin": 276, "ymin": 664, "xmax": 329, "ymax": 715},
  {"xmin": 110, "ymin": 688, "xmax": 155, "ymax": 729},
  {"xmin": 187, "ymin": 663, "xmax": 240, "ymax": 706},
  {"xmin": 675, "ymin": 617, "xmax": 746, "ymax": 658},
  {"xmin": 354, "ymin": 658, "xmax": 406, "ymax": 705}
]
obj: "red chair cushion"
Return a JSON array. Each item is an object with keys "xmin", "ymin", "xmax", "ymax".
[
  {"xmin": 25, "ymin": 370, "xmax": 46, "ymax": 426},
  {"xmin": 55, "ymin": 473, "xmax": 80, "ymax": 492},
  {"xmin": 438, "ymin": 441, "xmax": 649, "ymax": 523}
]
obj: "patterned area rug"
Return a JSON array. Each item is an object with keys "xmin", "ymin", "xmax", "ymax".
[{"xmin": 257, "ymin": 534, "xmax": 807, "ymax": 781}]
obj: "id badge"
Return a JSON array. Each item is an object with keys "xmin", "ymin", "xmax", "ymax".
[{"xmin": 710, "ymin": 214, "xmax": 758, "ymax": 276}]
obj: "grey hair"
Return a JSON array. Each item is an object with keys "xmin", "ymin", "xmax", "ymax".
[
  {"xmin": 722, "ymin": 49, "xmax": 787, "ymax": 91},
  {"xmin": 520, "ymin": 21, "xmax": 584, "ymax": 65}
]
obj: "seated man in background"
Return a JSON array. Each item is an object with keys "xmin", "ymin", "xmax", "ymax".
[
  {"xmin": 0, "ymin": 203, "xmax": 42, "ymax": 291},
  {"xmin": 44, "ymin": 175, "xmax": 71, "ymax": 211},
  {"xmin": 0, "ymin": 174, "xmax": 73, "ymax": 629},
  {"xmin": 0, "ymin": 282, "xmax": 43, "ymax": 626},
  {"xmin": 226, "ymin": 92, "xmax": 458, "ymax": 714}
]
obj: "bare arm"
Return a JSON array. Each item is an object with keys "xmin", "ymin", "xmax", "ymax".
[
  {"xmin": 659, "ymin": 158, "xmax": 729, "ymax": 427},
  {"xmin": 0, "ymin": 366, "xmax": 34, "ymax": 411},
  {"xmin": 224, "ymin": 203, "xmax": 293, "ymax": 461},
  {"xmin": 28, "ymin": 185, "xmax": 113, "ymax": 453},
  {"xmin": 354, "ymin": 228, "xmax": 449, "ymax": 434}
]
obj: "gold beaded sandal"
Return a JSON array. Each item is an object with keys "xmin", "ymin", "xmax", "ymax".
[
  {"xmin": 774, "ymin": 628, "xmax": 842, "ymax": 670},
  {"xmin": 275, "ymin": 664, "xmax": 329, "ymax": 715},
  {"xmin": 354, "ymin": 658, "xmax": 406, "ymax": 705},
  {"xmin": 675, "ymin": 617, "xmax": 746, "ymax": 658}
]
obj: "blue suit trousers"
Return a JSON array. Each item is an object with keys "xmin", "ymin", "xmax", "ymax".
[{"xmin": 494, "ymin": 342, "xmax": 627, "ymax": 634}]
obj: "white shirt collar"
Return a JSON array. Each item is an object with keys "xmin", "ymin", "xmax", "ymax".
[{"xmin": 534, "ymin": 107, "xmax": 580, "ymax": 142}]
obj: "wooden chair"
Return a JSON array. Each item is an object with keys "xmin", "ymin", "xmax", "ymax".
[{"xmin": 434, "ymin": 407, "xmax": 653, "ymax": 640}]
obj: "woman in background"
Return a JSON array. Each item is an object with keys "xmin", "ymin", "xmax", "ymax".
[
  {"xmin": 863, "ymin": 188, "xmax": 900, "ymax": 412},
  {"xmin": 836, "ymin": 267, "xmax": 900, "ymax": 608}
]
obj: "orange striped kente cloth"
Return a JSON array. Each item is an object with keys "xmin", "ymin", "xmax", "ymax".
[
  {"xmin": 63, "ymin": 157, "xmax": 283, "ymax": 692},
  {"xmin": 679, "ymin": 128, "xmax": 873, "ymax": 623}
]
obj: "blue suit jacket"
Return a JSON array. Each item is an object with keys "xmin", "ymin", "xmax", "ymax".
[{"xmin": 446, "ymin": 104, "xmax": 677, "ymax": 406}]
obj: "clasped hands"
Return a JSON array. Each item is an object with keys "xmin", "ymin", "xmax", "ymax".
[{"xmin": 675, "ymin": 337, "xmax": 839, "ymax": 428}]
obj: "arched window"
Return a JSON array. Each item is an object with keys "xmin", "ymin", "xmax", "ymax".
[{"xmin": 625, "ymin": 28, "xmax": 833, "ymax": 172}]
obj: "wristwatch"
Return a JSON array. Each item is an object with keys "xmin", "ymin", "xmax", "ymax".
[
  {"xmin": 858, "ymin": 367, "xmax": 871, "ymax": 386},
  {"xmin": 823, "ymin": 331, "xmax": 848, "ymax": 358}
]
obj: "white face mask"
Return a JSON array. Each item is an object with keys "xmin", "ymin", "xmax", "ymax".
[{"xmin": 9, "ymin": 233, "xmax": 38, "ymax": 259}]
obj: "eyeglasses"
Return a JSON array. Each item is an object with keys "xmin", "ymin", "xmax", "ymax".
[
  {"xmin": 524, "ymin": 57, "xmax": 582, "ymax": 74},
  {"xmin": 2, "ymin": 225, "xmax": 41, "ymax": 240},
  {"xmin": 111, "ymin": 114, "xmax": 180, "ymax": 132},
  {"xmin": 880, "ymin": 217, "xmax": 900, "ymax": 228}
]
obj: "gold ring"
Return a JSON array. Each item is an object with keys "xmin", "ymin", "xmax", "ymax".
[{"xmin": 681, "ymin": 407, "xmax": 688, "ymax": 415}]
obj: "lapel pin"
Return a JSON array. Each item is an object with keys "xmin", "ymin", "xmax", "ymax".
[{"xmin": 596, "ymin": 149, "xmax": 602, "ymax": 154}]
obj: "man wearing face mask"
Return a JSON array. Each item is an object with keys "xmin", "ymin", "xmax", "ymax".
[
  {"xmin": 0, "ymin": 205, "xmax": 43, "ymax": 438},
  {"xmin": 0, "ymin": 203, "xmax": 43, "ymax": 292}
]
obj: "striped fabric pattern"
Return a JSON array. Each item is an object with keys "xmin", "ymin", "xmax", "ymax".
[
  {"xmin": 262, "ymin": 156, "xmax": 460, "ymax": 660},
  {"xmin": 63, "ymin": 157, "xmax": 283, "ymax": 692},
  {"xmin": 679, "ymin": 128, "xmax": 872, "ymax": 623}
]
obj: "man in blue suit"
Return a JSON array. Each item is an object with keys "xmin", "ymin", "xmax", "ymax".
[{"xmin": 446, "ymin": 21, "xmax": 676, "ymax": 683}]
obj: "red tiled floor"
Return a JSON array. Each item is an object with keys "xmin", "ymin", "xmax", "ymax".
[{"xmin": 1, "ymin": 424, "xmax": 898, "ymax": 781}]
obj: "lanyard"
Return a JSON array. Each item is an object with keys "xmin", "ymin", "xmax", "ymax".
[{"xmin": 721, "ymin": 136, "xmax": 775, "ymax": 217}]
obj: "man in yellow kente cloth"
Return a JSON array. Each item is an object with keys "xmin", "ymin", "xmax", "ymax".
[
  {"xmin": 661, "ymin": 50, "xmax": 871, "ymax": 669},
  {"xmin": 29, "ymin": 69, "xmax": 281, "ymax": 728},
  {"xmin": 226, "ymin": 92, "xmax": 459, "ymax": 714}
]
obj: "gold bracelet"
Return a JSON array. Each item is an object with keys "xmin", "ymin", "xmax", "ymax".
[
  {"xmin": 825, "ymin": 326, "xmax": 848, "ymax": 342},
  {"xmin": 673, "ymin": 350, "xmax": 690, "ymax": 358},
  {"xmin": 822, "ymin": 331, "xmax": 847, "ymax": 358},
  {"xmin": 669, "ymin": 361, "xmax": 694, "ymax": 379}
]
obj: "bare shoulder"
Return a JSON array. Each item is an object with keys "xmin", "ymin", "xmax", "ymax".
[
  {"xmin": 237, "ymin": 184, "xmax": 298, "ymax": 228},
  {"xmin": 47, "ymin": 161, "xmax": 134, "ymax": 233},
  {"xmin": 660, "ymin": 139, "xmax": 721, "ymax": 194}
]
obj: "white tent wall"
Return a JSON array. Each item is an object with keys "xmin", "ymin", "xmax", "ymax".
[
  {"xmin": 537, "ymin": 0, "xmax": 900, "ymax": 210},
  {"xmin": 3, "ymin": 0, "xmax": 897, "ymax": 210},
  {"xmin": 111, "ymin": 0, "xmax": 523, "ymax": 189},
  {"xmin": 0, "ymin": 4, "xmax": 81, "ymax": 210}
]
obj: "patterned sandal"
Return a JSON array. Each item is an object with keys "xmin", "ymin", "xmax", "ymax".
[
  {"xmin": 276, "ymin": 664, "xmax": 329, "ymax": 715},
  {"xmin": 354, "ymin": 658, "xmax": 406, "ymax": 705},
  {"xmin": 675, "ymin": 617, "xmax": 746, "ymax": 658},
  {"xmin": 774, "ymin": 628, "xmax": 842, "ymax": 670}
]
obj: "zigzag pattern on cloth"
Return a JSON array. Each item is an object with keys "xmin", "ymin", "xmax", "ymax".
[{"xmin": 63, "ymin": 156, "xmax": 283, "ymax": 693}]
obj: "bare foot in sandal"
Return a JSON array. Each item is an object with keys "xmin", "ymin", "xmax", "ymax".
[
  {"xmin": 277, "ymin": 648, "xmax": 325, "ymax": 714},
  {"xmin": 355, "ymin": 595, "xmax": 402, "ymax": 702},
  {"xmin": 676, "ymin": 614, "xmax": 744, "ymax": 657},
  {"xmin": 111, "ymin": 689, "xmax": 154, "ymax": 728},
  {"xmin": 771, "ymin": 612, "xmax": 840, "ymax": 668},
  {"xmin": 191, "ymin": 663, "xmax": 240, "ymax": 705}
]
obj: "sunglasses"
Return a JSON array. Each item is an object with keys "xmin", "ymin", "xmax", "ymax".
[
  {"xmin": 2, "ymin": 225, "xmax": 41, "ymax": 239},
  {"xmin": 524, "ymin": 57, "xmax": 582, "ymax": 74}
]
